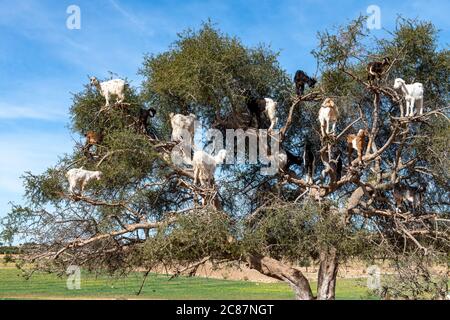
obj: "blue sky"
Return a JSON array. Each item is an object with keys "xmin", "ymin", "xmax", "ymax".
[{"xmin": 0, "ymin": 0, "xmax": 449, "ymax": 221}]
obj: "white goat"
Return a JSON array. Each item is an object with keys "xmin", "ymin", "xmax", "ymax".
[
  {"xmin": 193, "ymin": 149, "xmax": 227, "ymax": 187},
  {"xmin": 393, "ymin": 78, "xmax": 424, "ymax": 117},
  {"xmin": 318, "ymin": 98, "xmax": 339, "ymax": 137},
  {"xmin": 90, "ymin": 77, "xmax": 126, "ymax": 108},
  {"xmin": 65, "ymin": 168, "xmax": 102, "ymax": 194},
  {"xmin": 169, "ymin": 113, "xmax": 196, "ymax": 147},
  {"xmin": 264, "ymin": 98, "xmax": 278, "ymax": 132}
]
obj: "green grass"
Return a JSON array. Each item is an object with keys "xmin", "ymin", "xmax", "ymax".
[{"xmin": 0, "ymin": 267, "xmax": 374, "ymax": 300}]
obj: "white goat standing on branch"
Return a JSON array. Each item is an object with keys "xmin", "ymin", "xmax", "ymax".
[
  {"xmin": 264, "ymin": 98, "xmax": 278, "ymax": 133},
  {"xmin": 66, "ymin": 168, "xmax": 103, "ymax": 195},
  {"xmin": 193, "ymin": 149, "xmax": 227, "ymax": 187},
  {"xmin": 169, "ymin": 113, "xmax": 196, "ymax": 146},
  {"xmin": 318, "ymin": 98, "xmax": 339, "ymax": 137},
  {"xmin": 90, "ymin": 76, "xmax": 126, "ymax": 108},
  {"xmin": 393, "ymin": 78, "xmax": 424, "ymax": 117}
]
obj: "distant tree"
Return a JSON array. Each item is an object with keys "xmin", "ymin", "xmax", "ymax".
[{"xmin": 1, "ymin": 19, "xmax": 449, "ymax": 299}]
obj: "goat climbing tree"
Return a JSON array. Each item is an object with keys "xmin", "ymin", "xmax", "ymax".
[{"xmin": 2, "ymin": 18, "xmax": 449, "ymax": 300}]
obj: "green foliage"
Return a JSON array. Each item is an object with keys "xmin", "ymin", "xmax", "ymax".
[
  {"xmin": 313, "ymin": 16, "xmax": 368, "ymax": 69},
  {"xmin": 381, "ymin": 18, "xmax": 449, "ymax": 103},
  {"xmin": 140, "ymin": 21, "xmax": 291, "ymax": 130},
  {"xmin": 379, "ymin": 253, "xmax": 449, "ymax": 300},
  {"xmin": 1, "ymin": 206, "xmax": 35, "ymax": 244},
  {"xmin": 138, "ymin": 210, "xmax": 241, "ymax": 267},
  {"xmin": 0, "ymin": 246, "xmax": 19, "ymax": 255},
  {"xmin": 415, "ymin": 118, "xmax": 450, "ymax": 187},
  {"xmin": 3, "ymin": 253, "xmax": 14, "ymax": 264},
  {"xmin": 70, "ymin": 80, "xmax": 143, "ymax": 136},
  {"xmin": 22, "ymin": 168, "xmax": 66, "ymax": 205},
  {"xmin": 244, "ymin": 200, "xmax": 371, "ymax": 263},
  {"xmin": 96, "ymin": 130, "xmax": 160, "ymax": 189},
  {"xmin": 320, "ymin": 69, "xmax": 360, "ymax": 97}
]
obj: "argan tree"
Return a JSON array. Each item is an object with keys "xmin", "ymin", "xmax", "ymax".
[{"xmin": 2, "ymin": 18, "xmax": 449, "ymax": 300}]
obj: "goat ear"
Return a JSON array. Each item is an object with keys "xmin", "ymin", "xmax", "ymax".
[{"xmin": 169, "ymin": 112, "xmax": 174, "ymax": 119}]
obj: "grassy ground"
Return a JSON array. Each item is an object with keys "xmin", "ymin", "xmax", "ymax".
[{"xmin": 0, "ymin": 265, "xmax": 375, "ymax": 300}]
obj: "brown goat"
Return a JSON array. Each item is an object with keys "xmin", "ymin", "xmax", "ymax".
[
  {"xmin": 347, "ymin": 129, "xmax": 368, "ymax": 164},
  {"xmin": 85, "ymin": 131, "xmax": 103, "ymax": 146},
  {"xmin": 84, "ymin": 131, "xmax": 104, "ymax": 159}
]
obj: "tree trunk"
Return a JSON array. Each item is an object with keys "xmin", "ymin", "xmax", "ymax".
[
  {"xmin": 316, "ymin": 247, "xmax": 339, "ymax": 300},
  {"xmin": 247, "ymin": 254, "xmax": 314, "ymax": 300}
]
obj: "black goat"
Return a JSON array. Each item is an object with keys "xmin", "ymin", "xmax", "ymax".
[
  {"xmin": 294, "ymin": 70, "xmax": 317, "ymax": 96},
  {"xmin": 139, "ymin": 107, "xmax": 157, "ymax": 136},
  {"xmin": 367, "ymin": 57, "xmax": 391, "ymax": 84},
  {"xmin": 246, "ymin": 97, "xmax": 267, "ymax": 128},
  {"xmin": 335, "ymin": 151, "xmax": 343, "ymax": 181},
  {"xmin": 285, "ymin": 149, "xmax": 303, "ymax": 169},
  {"xmin": 303, "ymin": 141, "xmax": 315, "ymax": 184}
]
